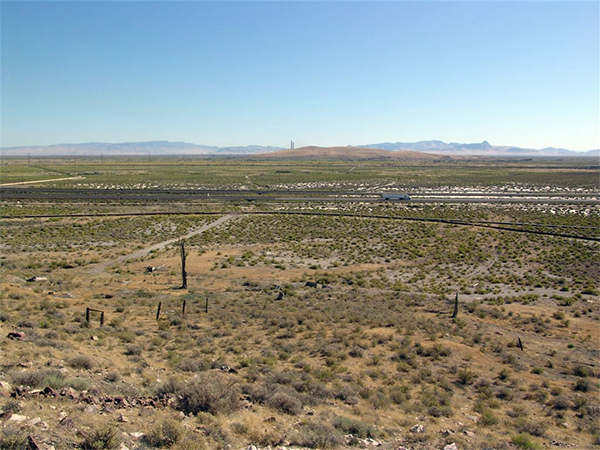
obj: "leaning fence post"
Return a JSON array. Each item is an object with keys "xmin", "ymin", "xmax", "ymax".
[
  {"xmin": 182, "ymin": 299, "xmax": 186, "ymax": 315},
  {"xmin": 86, "ymin": 307, "xmax": 90, "ymax": 323},
  {"xmin": 156, "ymin": 301, "xmax": 162, "ymax": 320},
  {"xmin": 100, "ymin": 311, "xmax": 104, "ymax": 327},
  {"xmin": 205, "ymin": 297, "xmax": 209, "ymax": 314}
]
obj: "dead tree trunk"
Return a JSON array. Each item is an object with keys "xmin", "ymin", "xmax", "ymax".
[
  {"xmin": 180, "ymin": 240, "xmax": 187, "ymax": 289},
  {"xmin": 451, "ymin": 293, "xmax": 459, "ymax": 318}
]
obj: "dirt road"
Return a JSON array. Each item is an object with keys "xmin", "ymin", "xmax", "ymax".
[{"xmin": 89, "ymin": 213, "xmax": 238, "ymax": 274}]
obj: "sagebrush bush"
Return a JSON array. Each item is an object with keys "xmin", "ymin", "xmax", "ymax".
[
  {"xmin": 80, "ymin": 423, "xmax": 120, "ymax": 450},
  {"xmin": 267, "ymin": 391, "xmax": 303, "ymax": 415},
  {"xmin": 176, "ymin": 373, "xmax": 240, "ymax": 415},
  {"xmin": 143, "ymin": 418, "xmax": 184, "ymax": 448},
  {"xmin": 69, "ymin": 355, "xmax": 95, "ymax": 370}
]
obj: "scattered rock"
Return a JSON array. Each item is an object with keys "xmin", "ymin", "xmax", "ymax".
[
  {"xmin": 264, "ymin": 417, "xmax": 277, "ymax": 423},
  {"xmin": 27, "ymin": 417, "xmax": 41, "ymax": 426},
  {"xmin": 410, "ymin": 424, "xmax": 425, "ymax": 433},
  {"xmin": 463, "ymin": 431, "xmax": 476, "ymax": 437},
  {"xmin": 7, "ymin": 331, "xmax": 26, "ymax": 340},
  {"xmin": 130, "ymin": 432, "xmax": 144, "ymax": 439},
  {"xmin": 443, "ymin": 443, "xmax": 459, "ymax": 450},
  {"xmin": 0, "ymin": 381, "xmax": 12, "ymax": 391},
  {"xmin": 117, "ymin": 444, "xmax": 130, "ymax": 450},
  {"xmin": 90, "ymin": 336, "xmax": 98, "ymax": 341},
  {"xmin": 440, "ymin": 429, "xmax": 455, "ymax": 436},
  {"xmin": 9, "ymin": 413, "xmax": 28, "ymax": 422},
  {"xmin": 118, "ymin": 414, "xmax": 129, "ymax": 423},
  {"xmin": 27, "ymin": 276, "xmax": 48, "ymax": 282}
]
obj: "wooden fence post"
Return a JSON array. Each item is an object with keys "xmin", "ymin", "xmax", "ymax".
[
  {"xmin": 156, "ymin": 301, "xmax": 162, "ymax": 320},
  {"xmin": 86, "ymin": 307, "xmax": 90, "ymax": 323},
  {"xmin": 182, "ymin": 299, "xmax": 186, "ymax": 315},
  {"xmin": 451, "ymin": 293, "xmax": 459, "ymax": 319},
  {"xmin": 205, "ymin": 297, "xmax": 208, "ymax": 314},
  {"xmin": 180, "ymin": 240, "xmax": 187, "ymax": 289},
  {"xmin": 100, "ymin": 311, "xmax": 104, "ymax": 327}
]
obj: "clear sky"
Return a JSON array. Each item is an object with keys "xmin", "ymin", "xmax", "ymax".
[{"xmin": 1, "ymin": 1, "xmax": 598, "ymax": 150}]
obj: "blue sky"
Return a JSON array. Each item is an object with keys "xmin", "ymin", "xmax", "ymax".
[{"xmin": 1, "ymin": 1, "xmax": 598, "ymax": 150}]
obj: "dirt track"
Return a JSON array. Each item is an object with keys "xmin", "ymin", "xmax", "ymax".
[{"xmin": 88, "ymin": 213, "xmax": 238, "ymax": 274}]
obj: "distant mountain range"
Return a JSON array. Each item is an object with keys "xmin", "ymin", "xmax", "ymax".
[
  {"xmin": 260, "ymin": 146, "xmax": 445, "ymax": 161},
  {"xmin": 1, "ymin": 140, "xmax": 597, "ymax": 158},
  {"xmin": 359, "ymin": 140, "xmax": 599, "ymax": 157}
]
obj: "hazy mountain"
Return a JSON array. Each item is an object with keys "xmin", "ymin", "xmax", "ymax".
[
  {"xmin": 1, "ymin": 140, "xmax": 596, "ymax": 158},
  {"xmin": 216, "ymin": 145, "xmax": 284, "ymax": 155},
  {"xmin": 0, "ymin": 141, "xmax": 283, "ymax": 156},
  {"xmin": 257, "ymin": 146, "xmax": 445, "ymax": 161},
  {"xmin": 360, "ymin": 140, "xmax": 596, "ymax": 157}
]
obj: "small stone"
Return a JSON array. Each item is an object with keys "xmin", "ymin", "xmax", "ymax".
[
  {"xmin": 8, "ymin": 332, "xmax": 26, "ymax": 340},
  {"xmin": 117, "ymin": 444, "xmax": 130, "ymax": 450},
  {"xmin": 9, "ymin": 413, "xmax": 28, "ymax": 422},
  {"xmin": 0, "ymin": 381, "xmax": 12, "ymax": 391},
  {"xmin": 463, "ymin": 430, "xmax": 476, "ymax": 437},
  {"xmin": 118, "ymin": 414, "xmax": 129, "ymax": 423},
  {"xmin": 90, "ymin": 336, "xmax": 98, "ymax": 341},
  {"xmin": 443, "ymin": 443, "xmax": 459, "ymax": 450},
  {"xmin": 27, "ymin": 417, "xmax": 42, "ymax": 426},
  {"xmin": 84, "ymin": 405, "xmax": 97, "ymax": 413},
  {"xmin": 410, "ymin": 424, "xmax": 425, "ymax": 433},
  {"xmin": 130, "ymin": 432, "xmax": 144, "ymax": 439}
]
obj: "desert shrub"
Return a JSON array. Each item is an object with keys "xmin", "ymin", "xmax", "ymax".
[
  {"xmin": 572, "ymin": 365, "xmax": 590, "ymax": 377},
  {"xmin": 511, "ymin": 432, "xmax": 542, "ymax": 449},
  {"xmin": 105, "ymin": 372, "xmax": 120, "ymax": 383},
  {"xmin": 124, "ymin": 345, "xmax": 142, "ymax": 356},
  {"xmin": 574, "ymin": 378, "xmax": 593, "ymax": 392},
  {"xmin": 457, "ymin": 368, "xmax": 476, "ymax": 385},
  {"xmin": 143, "ymin": 418, "xmax": 183, "ymax": 448},
  {"xmin": 516, "ymin": 419, "xmax": 547, "ymax": 437},
  {"xmin": 0, "ymin": 426, "xmax": 28, "ymax": 450},
  {"xmin": 288, "ymin": 422, "xmax": 340, "ymax": 449},
  {"xmin": 155, "ymin": 378, "xmax": 181, "ymax": 397},
  {"xmin": 267, "ymin": 391, "xmax": 303, "ymax": 415},
  {"xmin": 176, "ymin": 373, "xmax": 240, "ymax": 415},
  {"xmin": 80, "ymin": 423, "xmax": 120, "ymax": 450},
  {"xmin": 69, "ymin": 355, "xmax": 95, "ymax": 370},
  {"xmin": 479, "ymin": 410, "xmax": 499, "ymax": 426},
  {"xmin": 178, "ymin": 358, "xmax": 210, "ymax": 373},
  {"xmin": 10, "ymin": 369, "xmax": 61, "ymax": 388},
  {"xmin": 332, "ymin": 416, "xmax": 378, "ymax": 438},
  {"xmin": 552, "ymin": 395, "xmax": 572, "ymax": 410}
]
